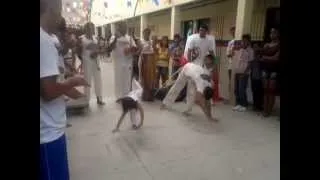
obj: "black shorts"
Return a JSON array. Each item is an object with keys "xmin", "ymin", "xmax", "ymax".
[{"xmin": 117, "ymin": 97, "xmax": 138, "ymax": 113}]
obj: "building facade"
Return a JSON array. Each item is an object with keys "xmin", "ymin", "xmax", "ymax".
[{"xmin": 91, "ymin": 0, "xmax": 280, "ymax": 101}]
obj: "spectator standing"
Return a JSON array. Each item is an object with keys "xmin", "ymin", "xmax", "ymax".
[
  {"xmin": 232, "ymin": 34, "xmax": 254, "ymax": 112},
  {"xmin": 226, "ymin": 26, "xmax": 236, "ymax": 98},
  {"xmin": 40, "ymin": 0, "xmax": 89, "ymax": 179},
  {"xmin": 78, "ymin": 22, "xmax": 105, "ymax": 105},
  {"xmin": 155, "ymin": 36, "xmax": 170, "ymax": 88},
  {"xmin": 109, "ymin": 22, "xmax": 137, "ymax": 99},
  {"xmin": 186, "ymin": 24, "xmax": 215, "ymax": 66},
  {"xmin": 258, "ymin": 28, "xmax": 280, "ymax": 117}
]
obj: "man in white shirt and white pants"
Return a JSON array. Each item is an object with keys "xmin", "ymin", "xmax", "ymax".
[
  {"xmin": 108, "ymin": 21, "xmax": 137, "ymax": 99},
  {"xmin": 78, "ymin": 22, "xmax": 105, "ymax": 105},
  {"xmin": 40, "ymin": 1, "xmax": 89, "ymax": 179},
  {"xmin": 185, "ymin": 24, "xmax": 216, "ymax": 66},
  {"xmin": 161, "ymin": 55, "xmax": 217, "ymax": 122}
]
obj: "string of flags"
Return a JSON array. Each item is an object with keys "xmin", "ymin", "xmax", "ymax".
[{"xmin": 90, "ymin": 0, "xmax": 173, "ymax": 21}]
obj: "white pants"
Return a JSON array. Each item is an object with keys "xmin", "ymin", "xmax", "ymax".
[
  {"xmin": 113, "ymin": 58, "xmax": 133, "ymax": 99},
  {"xmin": 83, "ymin": 58, "xmax": 103, "ymax": 100},
  {"xmin": 162, "ymin": 70, "xmax": 196, "ymax": 111}
]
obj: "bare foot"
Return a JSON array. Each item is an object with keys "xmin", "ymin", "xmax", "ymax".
[
  {"xmin": 262, "ymin": 112, "xmax": 271, "ymax": 117},
  {"xmin": 112, "ymin": 129, "xmax": 119, "ymax": 133},
  {"xmin": 182, "ymin": 111, "xmax": 191, "ymax": 116},
  {"xmin": 132, "ymin": 124, "xmax": 139, "ymax": 130},
  {"xmin": 209, "ymin": 117, "xmax": 219, "ymax": 122},
  {"xmin": 160, "ymin": 104, "xmax": 167, "ymax": 110}
]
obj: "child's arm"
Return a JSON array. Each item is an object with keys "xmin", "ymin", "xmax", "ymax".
[
  {"xmin": 112, "ymin": 112, "xmax": 127, "ymax": 133},
  {"xmin": 137, "ymin": 103, "xmax": 144, "ymax": 129}
]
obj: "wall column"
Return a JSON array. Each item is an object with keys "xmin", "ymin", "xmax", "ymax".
[
  {"xmin": 140, "ymin": 15, "xmax": 148, "ymax": 39},
  {"xmin": 230, "ymin": 0, "xmax": 254, "ymax": 105},
  {"xmin": 170, "ymin": 6, "xmax": 181, "ymax": 39},
  {"xmin": 235, "ymin": 0, "xmax": 254, "ymax": 39},
  {"xmin": 101, "ymin": 26, "xmax": 105, "ymax": 38},
  {"xmin": 110, "ymin": 23, "xmax": 116, "ymax": 35}
]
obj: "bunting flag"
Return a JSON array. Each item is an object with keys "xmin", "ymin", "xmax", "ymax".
[
  {"xmin": 127, "ymin": 0, "xmax": 132, "ymax": 7},
  {"xmin": 152, "ymin": 0, "xmax": 159, "ymax": 6}
]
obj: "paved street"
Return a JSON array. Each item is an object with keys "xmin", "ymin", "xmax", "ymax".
[{"xmin": 67, "ymin": 61, "xmax": 280, "ymax": 180}]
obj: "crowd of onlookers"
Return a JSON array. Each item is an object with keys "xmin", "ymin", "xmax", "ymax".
[
  {"xmin": 226, "ymin": 26, "xmax": 280, "ymax": 117},
  {"xmin": 49, "ymin": 18, "xmax": 279, "ymax": 118},
  {"xmin": 65, "ymin": 23, "xmax": 280, "ymax": 118}
]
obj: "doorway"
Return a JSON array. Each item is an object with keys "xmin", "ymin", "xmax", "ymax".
[{"xmin": 264, "ymin": 7, "xmax": 280, "ymax": 42}]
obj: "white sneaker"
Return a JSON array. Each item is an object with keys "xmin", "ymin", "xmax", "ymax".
[
  {"xmin": 232, "ymin": 105, "xmax": 241, "ymax": 111},
  {"xmin": 237, "ymin": 106, "xmax": 247, "ymax": 112}
]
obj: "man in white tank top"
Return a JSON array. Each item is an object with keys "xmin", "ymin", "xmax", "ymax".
[
  {"xmin": 161, "ymin": 55, "xmax": 218, "ymax": 122},
  {"xmin": 79, "ymin": 22, "xmax": 105, "ymax": 105}
]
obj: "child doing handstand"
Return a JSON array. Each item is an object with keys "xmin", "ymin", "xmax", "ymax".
[{"xmin": 112, "ymin": 79, "xmax": 145, "ymax": 133}]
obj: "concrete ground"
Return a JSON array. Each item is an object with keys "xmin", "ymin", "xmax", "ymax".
[{"xmin": 67, "ymin": 60, "xmax": 280, "ymax": 180}]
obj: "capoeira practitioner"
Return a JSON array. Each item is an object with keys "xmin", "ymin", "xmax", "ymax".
[
  {"xmin": 108, "ymin": 22, "xmax": 137, "ymax": 99},
  {"xmin": 112, "ymin": 79, "xmax": 144, "ymax": 133},
  {"xmin": 161, "ymin": 55, "xmax": 217, "ymax": 122},
  {"xmin": 78, "ymin": 22, "xmax": 105, "ymax": 105}
]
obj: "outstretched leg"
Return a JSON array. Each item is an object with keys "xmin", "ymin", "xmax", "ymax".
[{"xmin": 162, "ymin": 71, "xmax": 188, "ymax": 109}]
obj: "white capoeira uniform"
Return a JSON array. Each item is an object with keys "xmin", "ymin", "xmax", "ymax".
[
  {"xmin": 80, "ymin": 35, "xmax": 103, "ymax": 101},
  {"xmin": 110, "ymin": 34, "xmax": 137, "ymax": 99},
  {"xmin": 124, "ymin": 79, "xmax": 143, "ymax": 126},
  {"xmin": 163, "ymin": 63, "xmax": 212, "ymax": 111}
]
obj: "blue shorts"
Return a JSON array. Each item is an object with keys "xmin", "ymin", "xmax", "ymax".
[{"xmin": 40, "ymin": 134, "xmax": 69, "ymax": 180}]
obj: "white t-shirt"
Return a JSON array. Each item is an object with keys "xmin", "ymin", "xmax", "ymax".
[
  {"xmin": 233, "ymin": 47, "xmax": 254, "ymax": 74},
  {"xmin": 140, "ymin": 39, "xmax": 154, "ymax": 54},
  {"xmin": 186, "ymin": 34, "xmax": 215, "ymax": 66},
  {"xmin": 80, "ymin": 35, "xmax": 99, "ymax": 60},
  {"xmin": 226, "ymin": 39, "xmax": 235, "ymax": 70},
  {"xmin": 109, "ymin": 34, "xmax": 137, "ymax": 64},
  {"xmin": 40, "ymin": 27, "xmax": 67, "ymax": 144},
  {"xmin": 182, "ymin": 63, "xmax": 212, "ymax": 93},
  {"xmin": 126, "ymin": 79, "xmax": 143, "ymax": 101}
]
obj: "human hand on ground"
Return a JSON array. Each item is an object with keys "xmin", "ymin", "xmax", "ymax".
[
  {"xmin": 160, "ymin": 104, "xmax": 167, "ymax": 110},
  {"xmin": 112, "ymin": 128, "xmax": 119, "ymax": 133},
  {"xmin": 182, "ymin": 111, "xmax": 191, "ymax": 116}
]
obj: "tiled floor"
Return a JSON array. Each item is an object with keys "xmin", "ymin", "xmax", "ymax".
[{"xmin": 67, "ymin": 61, "xmax": 280, "ymax": 180}]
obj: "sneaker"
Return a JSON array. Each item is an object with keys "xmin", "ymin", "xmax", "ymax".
[
  {"xmin": 237, "ymin": 106, "xmax": 247, "ymax": 112},
  {"xmin": 232, "ymin": 105, "xmax": 241, "ymax": 111}
]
